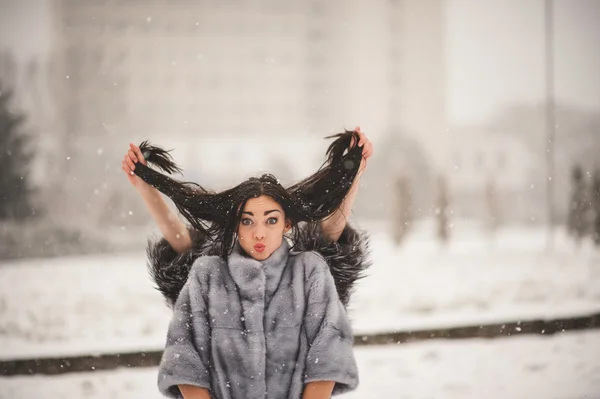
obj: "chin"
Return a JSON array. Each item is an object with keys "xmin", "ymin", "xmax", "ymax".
[{"xmin": 253, "ymin": 250, "xmax": 273, "ymax": 260}]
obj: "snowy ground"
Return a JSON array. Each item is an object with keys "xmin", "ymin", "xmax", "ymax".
[
  {"xmin": 1, "ymin": 330, "xmax": 599, "ymax": 399},
  {"xmin": 353, "ymin": 221, "xmax": 600, "ymax": 333},
  {"xmin": 1, "ymin": 221, "xmax": 600, "ymax": 359}
]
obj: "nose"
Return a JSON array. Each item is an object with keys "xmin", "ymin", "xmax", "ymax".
[{"xmin": 254, "ymin": 226, "xmax": 265, "ymax": 241}]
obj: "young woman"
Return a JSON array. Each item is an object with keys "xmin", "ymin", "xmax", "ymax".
[{"xmin": 122, "ymin": 128, "xmax": 373, "ymax": 399}]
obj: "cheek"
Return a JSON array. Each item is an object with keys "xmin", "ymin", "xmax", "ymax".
[
  {"xmin": 268, "ymin": 226, "xmax": 285, "ymax": 243},
  {"xmin": 237, "ymin": 227, "xmax": 249, "ymax": 242}
]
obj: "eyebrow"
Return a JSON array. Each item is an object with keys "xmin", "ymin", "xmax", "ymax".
[{"xmin": 242, "ymin": 210, "xmax": 282, "ymax": 216}]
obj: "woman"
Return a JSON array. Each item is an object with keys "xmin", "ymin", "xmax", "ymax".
[{"xmin": 122, "ymin": 128, "xmax": 373, "ymax": 399}]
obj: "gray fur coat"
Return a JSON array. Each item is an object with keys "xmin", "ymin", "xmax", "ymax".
[{"xmin": 147, "ymin": 222, "xmax": 370, "ymax": 399}]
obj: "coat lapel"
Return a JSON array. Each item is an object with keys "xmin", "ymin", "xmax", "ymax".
[{"xmin": 227, "ymin": 239, "xmax": 291, "ymax": 318}]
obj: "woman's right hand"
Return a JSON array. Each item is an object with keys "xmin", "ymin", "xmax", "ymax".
[{"xmin": 122, "ymin": 142, "xmax": 148, "ymax": 189}]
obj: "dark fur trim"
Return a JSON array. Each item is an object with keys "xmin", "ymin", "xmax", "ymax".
[
  {"xmin": 146, "ymin": 229, "xmax": 218, "ymax": 308},
  {"xmin": 147, "ymin": 223, "xmax": 371, "ymax": 308},
  {"xmin": 291, "ymin": 221, "xmax": 371, "ymax": 307}
]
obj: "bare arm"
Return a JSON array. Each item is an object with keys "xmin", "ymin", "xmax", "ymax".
[
  {"xmin": 178, "ymin": 385, "xmax": 212, "ymax": 399},
  {"xmin": 320, "ymin": 127, "xmax": 373, "ymax": 242},
  {"xmin": 122, "ymin": 143, "xmax": 192, "ymax": 253},
  {"xmin": 137, "ymin": 184, "xmax": 192, "ymax": 253},
  {"xmin": 302, "ymin": 381, "xmax": 335, "ymax": 399},
  {"xmin": 320, "ymin": 171, "xmax": 363, "ymax": 242}
]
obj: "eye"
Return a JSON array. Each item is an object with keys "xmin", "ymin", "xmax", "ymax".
[
  {"xmin": 241, "ymin": 218, "xmax": 253, "ymax": 226},
  {"xmin": 267, "ymin": 217, "xmax": 278, "ymax": 225}
]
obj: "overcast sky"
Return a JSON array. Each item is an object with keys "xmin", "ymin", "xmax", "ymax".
[
  {"xmin": 446, "ymin": 0, "xmax": 600, "ymax": 123},
  {"xmin": 0, "ymin": 0, "xmax": 598, "ymax": 124}
]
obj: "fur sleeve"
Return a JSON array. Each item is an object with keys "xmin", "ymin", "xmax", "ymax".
[
  {"xmin": 157, "ymin": 270, "xmax": 212, "ymax": 397},
  {"xmin": 302, "ymin": 251, "xmax": 359, "ymax": 394},
  {"xmin": 292, "ymin": 221, "xmax": 371, "ymax": 307},
  {"xmin": 146, "ymin": 227, "xmax": 216, "ymax": 308}
]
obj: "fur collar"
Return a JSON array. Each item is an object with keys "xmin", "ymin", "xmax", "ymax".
[
  {"xmin": 147, "ymin": 222, "xmax": 370, "ymax": 309},
  {"xmin": 227, "ymin": 239, "xmax": 291, "ymax": 307}
]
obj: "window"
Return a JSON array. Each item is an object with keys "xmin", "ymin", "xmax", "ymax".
[
  {"xmin": 65, "ymin": 45, "xmax": 84, "ymax": 77},
  {"xmin": 389, "ymin": 68, "xmax": 401, "ymax": 86},
  {"xmin": 497, "ymin": 152, "xmax": 506, "ymax": 170},
  {"xmin": 310, "ymin": 2, "xmax": 325, "ymax": 16},
  {"xmin": 390, "ymin": 44, "xmax": 401, "ymax": 62},
  {"xmin": 307, "ymin": 27, "xmax": 326, "ymax": 42},
  {"xmin": 453, "ymin": 152, "xmax": 461, "ymax": 169},
  {"xmin": 475, "ymin": 152, "xmax": 483, "ymax": 168},
  {"xmin": 164, "ymin": 21, "xmax": 177, "ymax": 34},
  {"xmin": 306, "ymin": 52, "xmax": 327, "ymax": 67},
  {"xmin": 114, "ymin": 21, "xmax": 129, "ymax": 34},
  {"xmin": 389, "ymin": 97, "xmax": 400, "ymax": 115}
]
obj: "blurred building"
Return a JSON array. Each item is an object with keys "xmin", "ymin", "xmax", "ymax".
[
  {"xmin": 444, "ymin": 128, "xmax": 542, "ymax": 222},
  {"xmin": 47, "ymin": 0, "xmax": 447, "ymax": 222},
  {"xmin": 388, "ymin": 0, "xmax": 447, "ymax": 169}
]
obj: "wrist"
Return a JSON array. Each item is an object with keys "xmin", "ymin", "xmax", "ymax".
[
  {"xmin": 136, "ymin": 182, "xmax": 158, "ymax": 198},
  {"xmin": 355, "ymin": 166, "xmax": 364, "ymax": 181}
]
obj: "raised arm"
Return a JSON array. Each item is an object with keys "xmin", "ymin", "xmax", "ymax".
[
  {"xmin": 122, "ymin": 143, "xmax": 192, "ymax": 253},
  {"xmin": 320, "ymin": 127, "xmax": 373, "ymax": 242}
]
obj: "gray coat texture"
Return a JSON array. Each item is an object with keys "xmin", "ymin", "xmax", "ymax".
[{"xmin": 147, "ymin": 222, "xmax": 370, "ymax": 399}]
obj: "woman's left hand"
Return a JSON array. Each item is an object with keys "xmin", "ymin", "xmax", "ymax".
[{"xmin": 352, "ymin": 126, "xmax": 373, "ymax": 172}]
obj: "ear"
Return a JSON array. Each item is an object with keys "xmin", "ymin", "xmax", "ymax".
[{"xmin": 284, "ymin": 220, "xmax": 292, "ymax": 233}]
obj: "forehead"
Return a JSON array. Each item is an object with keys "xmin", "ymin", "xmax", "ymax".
[{"xmin": 243, "ymin": 195, "xmax": 283, "ymax": 212}]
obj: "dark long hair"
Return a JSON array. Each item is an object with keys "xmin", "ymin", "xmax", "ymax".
[{"xmin": 133, "ymin": 130, "xmax": 364, "ymax": 259}]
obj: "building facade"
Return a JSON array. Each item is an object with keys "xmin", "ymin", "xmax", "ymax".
[{"xmin": 48, "ymin": 0, "xmax": 447, "ymax": 222}]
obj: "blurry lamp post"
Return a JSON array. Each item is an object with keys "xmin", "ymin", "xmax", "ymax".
[{"xmin": 544, "ymin": 0, "xmax": 556, "ymax": 250}]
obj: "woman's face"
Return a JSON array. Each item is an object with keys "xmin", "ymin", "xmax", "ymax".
[{"xmin": 237, "ymin": 195, "xmax": 291, "ymax": 261}]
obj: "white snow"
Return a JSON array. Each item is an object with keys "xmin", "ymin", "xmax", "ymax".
[
  {"xmin": 1, "ymin": 222, "xmax": 599, "ymax": 360},
  {"xmin": 351, "ymin": 221, "xmax": 600, "ymax": 333},
  {"xmin": 1, "ymin": 330, "xmax": 598, "ymax": 399}
]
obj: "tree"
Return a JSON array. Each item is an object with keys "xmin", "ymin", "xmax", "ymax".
[
  {"xmin": 567, "ymin": 165, "xmax": 589, "ymax": 244},
  {"xmin": 591, "ymin": 169, "xmax": 600, "ymax": 246},
  {"xmin": 484, "ymin": 102, "xmax": 600, "ymax": 224},
  {"xmin": 392, "ymin": 173, "xmax": 412, "ymax": 245},
  {"xmin": 436, "ymin": 175, "xmax": 450, "ymax": 244},
  {"xmin": 0, "ymin": 83, "xmax": 36, "ymax": 220},
  {"xmin": 0, "ymin": 51, "xmax": 17, "ymax": 88},
  {"xmin": 484, "ymin": 176, "xmax": 501, "ymax": 237}
]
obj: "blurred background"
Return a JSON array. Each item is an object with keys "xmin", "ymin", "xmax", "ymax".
[{"xmin": 0, "ymin": 0, "xmax": 599, "ymax": 398}]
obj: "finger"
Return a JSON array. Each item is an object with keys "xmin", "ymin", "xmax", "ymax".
[
  {"xmin": 130, "ymin": 142, "xmax": 141, "ymax": 155},
  {"xmin": 131, "ymin": 143, "xmax": 146, "ymax": 164},
  {"xmin": 122, "ymin": 161, "xmax": 132, "ymax": 175},
  {"xmin": 125, "ymin": 157, "xmax": 135, "ymax": 170},
  {"xmin": 358, "ymin": 131, "xmax": 366, "ymax": 147},
  {"xmin": 364, "ymin": 142, "xmax": 373, "ymax": 156},
  {"xmin": 128, "ymin": 149, "xmax": 138, "ymax": 163},
  {"xmin": 354, "ymin": 126, "xmax": 361, "ymax": 133},
  {"xmin": 350, "ymin": 133, "xmax": 359, "ymax": 148}
]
